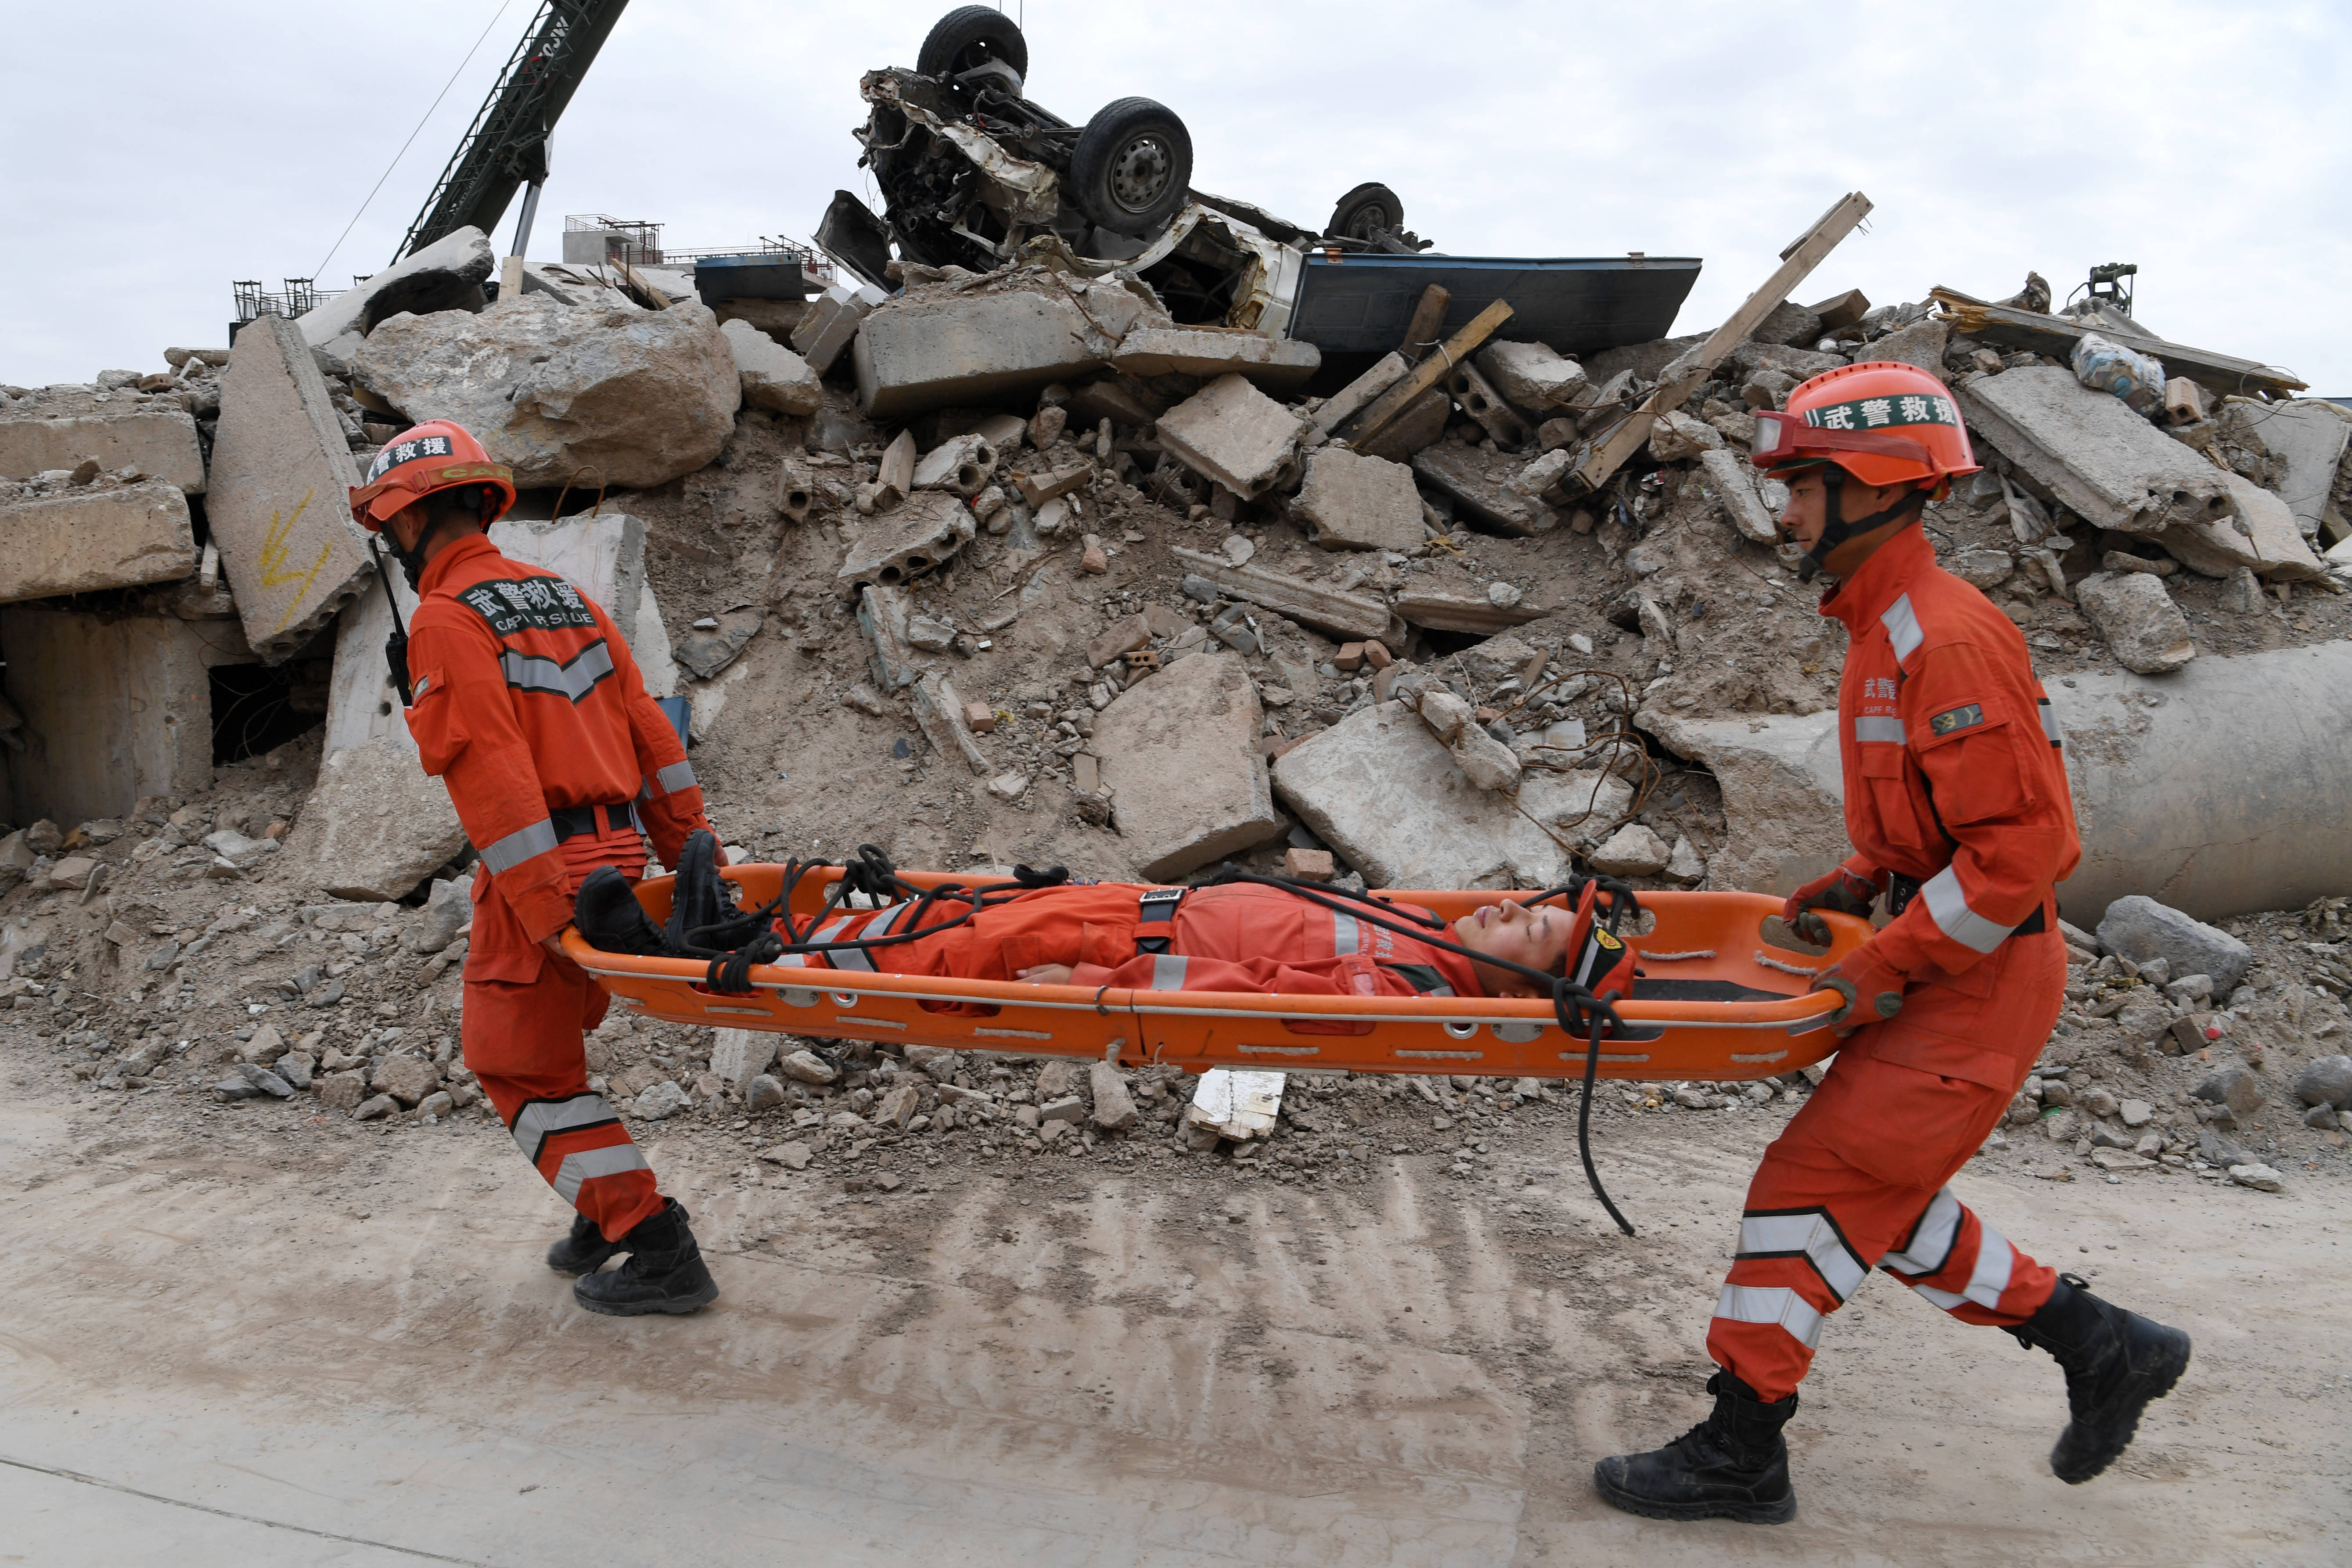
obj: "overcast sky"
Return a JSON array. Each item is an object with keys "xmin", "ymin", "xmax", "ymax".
[{"xmin": 6, "ymin": 0, "xmax": 2348, "ymax": 392}]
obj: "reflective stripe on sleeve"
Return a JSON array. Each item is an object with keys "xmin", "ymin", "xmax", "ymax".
[
  {"xmin": 1737, "ymin": 1211, "xmax": 1868, "ymax": 1303},
  {"xmin": 1911, "ymin": 1218, "xmax": 2018, "ymax": 1313},
  {"xmin": 1920, "ymin": 864, "xmax": 2014, "ymax": 953},
  {"xmin": 1332, "ymin": 912, "xmax": 1362, "ymax": 956},
  {"xmin": 1880, "ymin": 594, "xmax": 1924, "ymax": 662},
  {"xmin": 482, "ymin": 818, "xmax": 559, "ymax": 874},
  {"xmin": 1881, "ymin": 1187, "xmax": 1963, "ymax": 1277},
  {"xmin": 510, "ymin": 1093, "xmax": 620, "ymax": 1164},
  {"xmin": 551, "ymin": 1143, "xmax": 651, "ymax": 1205},
  {"xmin": 1712, "ymin": 1284, "xmax": 1824, "ymax": 1350},
  {"xmin": 1150, "ymin": 955, "xmax": 1190, "ymax": 990},
  {"xmin": 1854, "ymin": 716, "xmax": 1906, "ymax": 744},
  {"xmin": 498, "ymin": 640, "xmax": 615, "ymax": 704},
  {"xmin": 654, "ymin": 760, "xmax": 697, "ymax": 795},
  {"xmin": 2038, "ymin": 698, "xmax": 2064, "ymax": 749}
]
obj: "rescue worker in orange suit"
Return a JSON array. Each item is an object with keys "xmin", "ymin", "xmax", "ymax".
[
  {"xmin": 349, "ymin": 421, "xmax": 721, "ymax": 1316},
  {"xmin": 762, "ymin": 879, "xmax": 1582, "ymax": 1002},
  {"xmin": 1593, "ymin": 364, "xmax": 2190, "ymax": 1524}
]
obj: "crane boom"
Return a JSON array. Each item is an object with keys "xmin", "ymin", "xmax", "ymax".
[{"xmin": 396, "ymin": 0, "xmax": 632, "ymax": 262}]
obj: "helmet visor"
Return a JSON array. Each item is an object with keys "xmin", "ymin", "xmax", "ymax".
[{"xmin": 1750, "ymin": 408, "xmax": 1936, "ymax": 475}]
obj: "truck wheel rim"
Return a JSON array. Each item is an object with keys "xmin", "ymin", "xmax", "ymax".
[{"xmin": 1110, "ymin": 134, "xmax": 1173, "ymax": 213}]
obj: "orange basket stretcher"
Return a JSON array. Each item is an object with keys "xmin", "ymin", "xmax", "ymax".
[{"xmin": 563, "ymin": 867, "xmax": 1872, "ymax": 1083}]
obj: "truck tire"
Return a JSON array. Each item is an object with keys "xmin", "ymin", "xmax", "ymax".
[
  {"xmin": 917, "ymin": 7, "xmax": 1028, "ymax": 87},
  {"xmin": 1326, "ymin": 183, "xmax": 1404, "ymax": 243},
  {"xmin": 1070, "ymin": 97, "xmax": 1193, "ymax": 238}
]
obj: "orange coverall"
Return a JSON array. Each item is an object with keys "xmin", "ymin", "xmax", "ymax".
[
  {"xmin": 1709, "ymin": 525, "xmax": 2083, "ymax": 1401},
  {"xmin": 404, "ymin": 533, "xmax": 714, "ymax": 1242},
  {"xmin": 774, "ymin": 881, "xmax": 1484, "ymax": 1002}
]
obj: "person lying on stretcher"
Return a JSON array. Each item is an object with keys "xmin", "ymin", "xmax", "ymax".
[{"xmin": 767, "ymin": 878, "xmax": 1579, "ymax": 1003}]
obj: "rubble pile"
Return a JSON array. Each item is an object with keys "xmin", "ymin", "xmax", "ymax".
[{"xmin": 2, "ymin": 210, "xmax": 2348, "ymax": 1206}]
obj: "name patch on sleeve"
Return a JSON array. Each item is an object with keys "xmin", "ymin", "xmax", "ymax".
[{"xmin": 1928, "ymin": 703, "xmax": 1985, "ymax": 737}]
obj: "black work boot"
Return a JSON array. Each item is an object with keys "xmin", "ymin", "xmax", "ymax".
[
  {"xmin": 543, "ymin": 1211, "xmax": 621, "ymax": 1277},
  {"xmin": 1593, "ymin": 1371, "xmax": 1798, "ymax": 1524},
  {"xmin": 572, "ymin": 1198, "xmax": 719, "ymax": 1316},
  {"xmin": 2007, "ymin": 1272, "xmax": 2190, "ymax": 1483}
]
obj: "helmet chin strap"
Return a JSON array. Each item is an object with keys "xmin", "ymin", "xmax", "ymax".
[{"xmin": 1795, "ymin": 465, "xmax": 1924, "ymax": 583}]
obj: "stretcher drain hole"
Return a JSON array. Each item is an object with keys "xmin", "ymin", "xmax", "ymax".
[{"xmin": 1443, "ymin": 1021, "xmax": 1479, "ymax": 1040}]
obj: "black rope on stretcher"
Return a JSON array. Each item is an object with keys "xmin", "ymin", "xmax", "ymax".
[{"xmin": 1193, "ymin": 868, "xmax": 1639, "ymax": 1236}]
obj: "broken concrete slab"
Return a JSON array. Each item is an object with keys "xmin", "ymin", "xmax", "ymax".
[
  {"xmin": 2159, "ymin": 471, "xmax": 2327, "ymax": 581},
  {"xmin": 2249, "ymin": 401, "xmax": 2351, "ymax": 539},
  {"xmin": 352, "ymin": 295, "xmax": 740, "ymax": 490},
  {"xmin": 675, "ymin": 606, "xmax": 764, "ymax": 681},
  {"xmin": 0, "ymin": 602, "xmax": 251, "ymax": 826},
  {"xmin": 283, "ymin": 734, "xmax": 468, "ymax": 903},
  {"xmin": 838, "ymin": 490, "xmax": 977, "ymax": 590},
  {"xmin": 1637, "ymin": 709, "xmax": 1848, "ymax": 896},
  {"xmin": 1588, "ymin": 822, "xmax": 1671, "ymax": 877},
  {"xmin": 790, "ymin": 284, "xmax": 876, "ymax": 377},
  {"xmin": 296, "ymin": 227, "xmax": 493, "ymax": 345},
  {"xmin": 852, "ymin": 273, "xmax": 1158, "ymax": 419},
  {"xmin": 911, "ymin": 674, "xmax": 989, "ymax": 776},
  {"xmin": 1170, "ymin": 547, "xmax": 1389, "ymax": 642},
  {"xmin": 2075, "ymin": 572, "xmax": 2197, "ymax": 674},
  {"xmin": 719, "ymin": 318, "xmax": 824, "ymax": 416},
  {"xmin": 1753, "ymin": 300, "xmax": 1825, "ymax": 346},
  {"xmin": 0, "ymin": 479, "xmax": 196, "ymax": 604},
  {"xmin": 1156, "ymin": 374, "xmax": 1308, "ymax": 500},
  {"xmin": 205, "ymin": 314, "xmax": 374, "ymax": 663},
  {"xmin": 1410, "ymin": 443, "xmax": 1546, "ymax": 535},
  {"xmin": 1475, "ymin": 341, "xmax": 1590, "ymax": 411},
  {"xmin": 1863, "ymin": 316, "xmax": 1949, "ymax": 379},
  {"xmin": 1698, "ymin": 448, "xmax": 1784, "ymax": 545},
  {"xmin": 1093, "ymin": 652, "xmax": 1282, "ymax": 880},
  {"xmin": 1290, "ymin": 447, "xmax": 1422, "ymax": 552},
  {"xmin": 1390, "ymin": 590, "xmax": 1547, "ymax": 636},
  {"xmin": 0, "ymin": 406, "xmax": 205, "ymax": 493},
  {"xmin": 709, "ymin": 1029, "xmax": 779, "ymax": 1097},
  {"xmin": 1958, "ymin": 365, "xmax": 2236, "ymax": 536},
  {"xmin": 1110, "ymin": 327, "xmax": 1319, "ymax": 393},
  {"xmin": 1273, "ymin": 702, "xmax": 1632, "ymax": 889}
]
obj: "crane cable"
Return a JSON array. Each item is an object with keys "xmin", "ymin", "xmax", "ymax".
[{"xmin": 314, "ymin": 0, "xmax": 517, "ymax": 280}]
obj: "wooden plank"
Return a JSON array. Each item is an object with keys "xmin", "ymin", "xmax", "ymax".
[
  {"xmin": 1566, "ymin": 191, "xmax": 1874, "ymax": 496},
  {"xmin": 1171, "ymin": 547, "xmax": 1391, "ymax": 642},
  {"xmin": 1928, "ymin": 287, "xmax": 2305, "ymax": 398},
  {"xmin": 1338, "ymin": 298, "xmax": 1514, "ymax": 451},
  {"xmin": 1399, "ymin": 284, "xmax": 1451, "ymax": 360},
  {"xmin": 1390, "ymin": 590, "xmax": 1548, "ymax": 634}
]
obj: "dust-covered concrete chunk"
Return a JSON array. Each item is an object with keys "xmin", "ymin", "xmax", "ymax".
[
  {"xmin": 1273, "ymin": 701, "xmax": 1631, "ymax": 889},
  {"xmin": 853, "ymin": 275, "xmax": 1156, "ymax": 419},
  {"xmin": 1959, "ymin": 365, "xmax": 2234, "ymax": 536},
  {"xmin": 0, "ymin": 406, "xmax": 206, "ymax": 493},
  {"xmin": 720, "ymin": 317, "xmax": 824, "ymax": 415},
  {"xmin": 0, "ymin": 480, "xmax": 196, "ymax": 604},
  {"xmin": 838, "ymin": 490, "xmax": 977, "ymax": 590},
  {"xmin": 297, "ymin": 227, "xmax": 493, "ymax": 345},
  {"xmin": 1155, "ymin": 374, "xmax": 1307, "ymax": 500},
  {"xmin": 2096, "ymin": 895, "xmax": 2252, "ymax": 996},
  {"xmin": 2075, "ymin": 571, "xmax": 2196, "ymax": 674},
  {"xmin": 2159, "ymin": 471, "xmax": 2325, "ymax": 581},
  {"xmin": 283, "ymin": 736, "xmax": 468, "ymax": 903},
  {"xmin": 1093, "ymin": 652, "xmax": 1283, "ymax": 880},
  {"xmin": 1111, "ymin": 327, "xmax": 1320, "ymax": 394},
  {"xmin": 352, "ymin": 295, "xmax": 740, "ymax": 490},
  {"xmin": 1291, "ymin": 447, "xmax": 1422, "ymax": 551},
  {"xmin": 206, "ymin": 314, "xmax": 374, "ymax": 662}
]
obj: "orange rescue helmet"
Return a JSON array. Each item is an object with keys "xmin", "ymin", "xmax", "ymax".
[
  {"xmin": 348, "ymin": 420, "xmax": 516, "ymax": 533},
  {"xmin": 1748, "ymin": 360, "xmax": 1982, "ymax": 496}
]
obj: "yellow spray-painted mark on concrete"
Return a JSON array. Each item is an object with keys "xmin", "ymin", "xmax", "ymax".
[{"xmin": 259, "ymin": 489, "xmax": 334, "ymax": 633}]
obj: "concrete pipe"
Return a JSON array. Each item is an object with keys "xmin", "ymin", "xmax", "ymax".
[{"xmin": 1642, "ymin": 641, "xmax": 2352, "ymax": 928}]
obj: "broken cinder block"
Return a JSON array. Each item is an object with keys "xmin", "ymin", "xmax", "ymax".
[
  {"xmin": 1959, "ymin": 365, "xmax": 2234, "ymax": 536},
  {"xmin": 1155, "ymin": 374, "xmax": 1308, "ymax": 500},
  {"xmin": 837, "ymin": 491, "xmax": 977, "ymax": 591},
  {"xmin": 1291, "ymin": 446, "xmax": 1422, "ymax": 552}
]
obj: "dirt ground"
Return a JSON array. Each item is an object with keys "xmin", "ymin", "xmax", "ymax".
[{"xmin": 4, "ymin": 1039, "xmax": 2345, "ymax": 1568}]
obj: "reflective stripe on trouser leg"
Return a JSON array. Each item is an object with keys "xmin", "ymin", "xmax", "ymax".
[
  {"xmin": 463, "ymin": 934, "xmax": 665, "ymax": 1243},
  {"xmin": 1706, "ymin": 1205, "xmax": 1851, "ymax": 1400},
  {"xmin": 1882, "ymin": 1194, "xmax": 2050, "ymax": 1326}
]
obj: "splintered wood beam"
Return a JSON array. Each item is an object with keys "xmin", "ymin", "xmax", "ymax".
[
  {"xmin": 1338, "ymin": 298, "xmax": 1514, "ymax": 451},
  {"xmin": 1568, "ymin": 191, "xmax": 1875, "ymax": 495}
]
